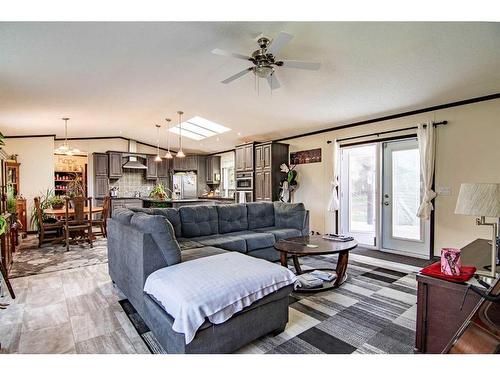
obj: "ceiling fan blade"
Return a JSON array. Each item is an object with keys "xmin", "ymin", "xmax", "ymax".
[
  {"xmin": 267, "ymin": 32, "xmax": 294, "ymax": 56},
  {"xmin": 280, "ymin": 60, "xmax": 321, "ymax": 70},
  {"xmin": 267, "ymin": 73, "xmax": 281, "ymax": 90},
  {"xmin": 212, "ymin": 48, "xmax": 252, "ymax": 61},
  {"xmin": 221, "ymin": 68, "xmax": 253, "ymax": 84}
]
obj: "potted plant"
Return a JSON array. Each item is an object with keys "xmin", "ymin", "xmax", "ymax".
[
  {"xmin": 149, "ymin": 183, "xmax": 171, "ymax": 200},
  {"xmin": 29, "ymin": 188, "xmax": 55, "ymax": 230},
  {"xmin": 6, "ymin": 186, "xmax": 16, "ymax": 215},
  {"xmin": 49, "ymin": 195, "xmax": 65, "ymax": 209},
  {"xmin": 66, "ymin": 174, "xmax": 85, "ymax": 198}
]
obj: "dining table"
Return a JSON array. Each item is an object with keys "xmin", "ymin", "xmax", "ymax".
[{"xmin": 45, "ymin": 206, "xmax": 104, "ymax": 216}]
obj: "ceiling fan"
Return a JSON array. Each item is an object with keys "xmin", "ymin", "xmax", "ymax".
[{"xmin": 212, "ymin": 31, "xmax": 321, "ymax": 90}]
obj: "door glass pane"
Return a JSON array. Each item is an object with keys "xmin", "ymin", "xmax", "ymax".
[
  {"xmin": 348, "ymin": 146, "xmax": 376, "ymax": 233},
  {"xmin": 391, "ymin": 148, "xmax": 421, "ymax": 240}
]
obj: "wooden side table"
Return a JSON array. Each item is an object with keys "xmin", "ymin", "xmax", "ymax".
[{"xmin": 415, "ymin": 239, "xmax": 497, "ymax": 353}]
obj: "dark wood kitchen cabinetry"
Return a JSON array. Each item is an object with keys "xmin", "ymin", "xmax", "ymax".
[
  {"xmin": 108, "ymin": 152, "xmax": 123, "ymax": 179},
  {"xmin": 205, "ymin": 156, "xmax": 221, "ymax": 184},
  {"xmin": 146, "ymin": 155, "xmax": 158, "ymax": 179},
  {"xmin": 254, "ymin": 142, "xmax": 289, "ymax": 202},
  {"xmin": 235, "ymin": 143, "xmax": 254, "ymax": 172},
  {"xmin": 157, "ymin": 158, "xmax": 171, "ymax": 178},
  {"xmin": 173, "ymin": 155, "xmax": 199, "ymax": 171},
  {"xmin": 93, "ymin": 153, "xmax": 109, "ymax": 198},
  {"xmin": 94, "ymin": 153, "xmax": 108, "ymax": 176}
]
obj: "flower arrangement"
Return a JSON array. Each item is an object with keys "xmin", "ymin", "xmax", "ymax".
[{"xmin": 279, "ymin": 163, "xmax": 298, "ymax": 202}]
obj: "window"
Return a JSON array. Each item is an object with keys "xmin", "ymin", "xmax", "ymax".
[{"xmin": 169, "ymin": 116, "xmax": 231, "ymax": 141}]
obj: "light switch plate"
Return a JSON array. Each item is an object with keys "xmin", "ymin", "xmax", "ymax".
[{"xmin": 437, "ymin": 186, "xmax": 452, "ymax": 196}]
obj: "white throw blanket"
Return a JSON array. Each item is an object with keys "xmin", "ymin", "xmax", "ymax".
[{"xmin": 143, "ymin": 252, "xmax": 297, "ymax": 344}]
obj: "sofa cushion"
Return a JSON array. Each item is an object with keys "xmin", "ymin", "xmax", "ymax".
[
  {"xmin": 255, "ymin": 226, "xmax": 302, "ymax": 241},
  {"xmin": 247, "ymin": 202, "xmax": 275, "ymax": 229},
  {"xmin": 273, "ymin": 202, "xmax": 307, "ymax": 230},
  {"xmin": 129, "ymin": 207, "xmax": 182, "ymax": 238},
  {"xmin": 181, "ymin": 246, "xmax": 229, "ymax": 263},
  {"xmin": 130, "ymin": 212, "xmax": 181, "ymax": 266},
  {"xmin": 177, "ymin": 238, "xmax": 204, "ymax": 251},
  {"xmin": 179, "ymin": 205, "xmax": 218, "ymax": 238},
  {"xmin": 191, "ymin": 234, "xmax": 247, "ymax": 253},
  {"xmin": 216, "ymin": 204, "xmax": 248, "ymax": 233},
  {"xmin": 229, "ymin": 231, "xmax": 276, "ymax": 251}
]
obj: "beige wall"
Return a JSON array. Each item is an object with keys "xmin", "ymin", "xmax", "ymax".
[
  {"xmin": 287, "ymin": 98, "xmax": 500, "ymax": 256},
  {"xmin": 4, "ymin": 136, "xmax": 55, "ymax": 229}
]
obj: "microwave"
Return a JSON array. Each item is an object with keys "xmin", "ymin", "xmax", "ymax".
[{"xmin": 236, "ymin": 172, "xmax": 253, "ymax": 190}]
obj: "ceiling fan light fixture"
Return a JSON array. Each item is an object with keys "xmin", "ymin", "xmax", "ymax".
[{"xmin": 253, "ymin": 65, "xmax": 274, "ymax": 78}]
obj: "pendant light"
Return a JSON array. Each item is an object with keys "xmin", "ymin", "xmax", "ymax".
[
  {"xmin": 164, "ymin": 118, "xmax": 173, "ymax": 159},
  {"xmin": 55, "ymin": 117, "xmax": 80, "ymax": 155},
  {"xmin": 176, "ymin": 110, "xmax": 185, "ymax": 158},
  {"xmin": 154, "ymin": 124, "xmax": 162, "ymax": 162}
]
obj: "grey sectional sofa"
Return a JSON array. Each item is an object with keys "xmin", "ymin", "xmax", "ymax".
[{"xmin": 107, "ymin": 201, "xmax": 309, "ymax": 353}]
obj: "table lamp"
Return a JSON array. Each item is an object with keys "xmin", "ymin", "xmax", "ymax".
[{"xmin": 455, "ymin": 183, "xmax": 500, "ymax": 277}]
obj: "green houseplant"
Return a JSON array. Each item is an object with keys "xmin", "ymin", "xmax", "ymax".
[
  {"xmin": 149, "ymin": 183, "xmax": 171, "ymax": 200},
  {"xmin": 49, "ymin": 195, "xmax": 65, "ymax": 209},
  {"xmin": 6, "ymin": 186, "xmax": 16, "ymax": 214},
  {"xmin": 29, "ymin": 188, "xmax": 54, "ymax": 230}
]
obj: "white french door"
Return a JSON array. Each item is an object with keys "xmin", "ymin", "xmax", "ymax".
[
  {"xmin": 340, "ymin": 144, "xmax": 378, "ymax": 247},
  {"xmin": 381, "ymin": 139, "xmax": 430, "ymax": 258},
  {"xmin": 340, "ymin": 139, "xmax": 431, "ymax": 258}
]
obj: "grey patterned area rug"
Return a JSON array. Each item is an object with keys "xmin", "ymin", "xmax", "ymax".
[
  {"xmin": 9, "ymin": 235, "xmax": 108, "ymax": 278},
  {"xmin": 120, "ymin": 254, "xmax": 418, "ymax": 354}
]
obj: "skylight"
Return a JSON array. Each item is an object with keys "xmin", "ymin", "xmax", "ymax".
[{"xmin": 169, "ymin": 116, "xmax": 231, "ymax": 140}]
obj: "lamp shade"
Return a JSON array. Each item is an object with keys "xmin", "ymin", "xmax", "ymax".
[{"xmin": 455, "ymin": 183, "xmax": 500, "ymax": 217}]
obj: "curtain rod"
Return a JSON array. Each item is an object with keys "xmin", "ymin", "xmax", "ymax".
[{"xmin": 326, "ymin": 120, "xmax": 447, "ymax": 144}]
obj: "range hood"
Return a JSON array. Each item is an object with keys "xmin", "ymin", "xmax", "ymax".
[{"xmin": 122, "ymin": 140, "xmax": 147, "ymax": 170}]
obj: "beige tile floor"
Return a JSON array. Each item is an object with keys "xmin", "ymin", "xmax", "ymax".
[{"xmin": 0, "ymin": 263, "xmax": 150, "ymax": 354}]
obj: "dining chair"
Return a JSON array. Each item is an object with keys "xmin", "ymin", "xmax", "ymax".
[
  {"xmin": 93, "ymin": 196, "xmax": 110, "ymax": 238},
  {"xmin": 34, "ymin": 197, "xmax": 64, "ymax": 248},
  {"xmin": 63, "ymin": 196, "xmax": 93, "ymax": 251}
]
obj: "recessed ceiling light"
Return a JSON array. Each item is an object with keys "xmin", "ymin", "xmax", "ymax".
[
  {"xmin": 237, "ymin": 132, "xmax": 241, "ymax": 136},
  {"xmin": 169, "ymin": 116, "xmax": 230, "ymax": 141}
]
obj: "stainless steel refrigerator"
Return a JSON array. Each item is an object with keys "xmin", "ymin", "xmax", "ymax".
[{"xmin": 172, "ymin": 172, "xmax": 197, "ymax": 199}]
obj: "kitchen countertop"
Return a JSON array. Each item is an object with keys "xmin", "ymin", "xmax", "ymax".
[{"xmin": 198, "ymin": 196, "xmax": 235, "ymax": 201}]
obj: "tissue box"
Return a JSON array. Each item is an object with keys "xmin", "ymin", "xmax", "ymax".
[{"xmin": 441, "ymin": 248, "xmax": 461, "ymax": 276}]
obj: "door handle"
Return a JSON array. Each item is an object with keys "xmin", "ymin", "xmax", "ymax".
[{"xmin": 383, "ymin": 201, "xmax": 390, "ymax": 206}]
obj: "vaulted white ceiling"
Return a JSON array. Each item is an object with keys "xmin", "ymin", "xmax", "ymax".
[{"xmin": 1, "ymin": 22, "xmax": 499, "ymax": 153}]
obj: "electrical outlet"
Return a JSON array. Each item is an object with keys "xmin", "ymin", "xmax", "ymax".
[{"xmin": 437, "ymin": 186, "xmax": 452, "ymax": 196}]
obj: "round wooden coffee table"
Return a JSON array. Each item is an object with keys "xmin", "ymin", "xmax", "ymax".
[{"xmin": 274, "ymin": 236, "xmax": 358, "ymax": 292}]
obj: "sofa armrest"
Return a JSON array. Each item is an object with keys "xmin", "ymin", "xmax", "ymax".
[
  {"xmin": 107, "ymin": 218, "xmax": 169, "ymax": 316},
  {"xmin": 302, "ymin": 210, "xmax": 310, "ymax": 236}
]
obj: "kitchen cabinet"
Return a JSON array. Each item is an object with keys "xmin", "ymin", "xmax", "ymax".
[
  {"xmin": 157, "ymin": 158, "xmax": 171, "ymax": 178},
  {"xmin": 254, "ymin": 142, "xmax": 289, "ymax": 202},
  {"xmin": 146, "ymin": 155, "xmax": 158, "ymax": 179},
  {"xmin": 94, "ymin": 176, "xmax": 109, "ymax": 198},
  {"xmin": 205, "ymin": 156, "xmax": 221, "ymax": 184},
  {"xmin": 94, "ymin": 153, "xmax": 108, "ymax": 176},
  {"xmin": 108, "ymin": 152, "xmax": 123, "ymax": 179},
  {"xmin": 173, "ymin": 155, "xmax": 199, "ymax": 171},
  {"xmin": 235, "ymin": 143, "xmax": 254, "ymax": 172}
]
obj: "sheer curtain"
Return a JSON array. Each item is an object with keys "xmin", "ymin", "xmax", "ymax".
[
  {"xmin": 417, "ymin": 122, "xmax": 437, "ymax": 220},
  {"xmin": 327, "ymin": 139, "xmax": 340, "ymax": 212}
]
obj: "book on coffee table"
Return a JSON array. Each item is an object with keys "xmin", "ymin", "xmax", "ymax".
[
  {"xmin": 310, "ymin": 270, "xmax": 337, "ymax": 282},
  {"xmin": 297, "ymin": 274, "xmax": 323, "ymax": 289}
]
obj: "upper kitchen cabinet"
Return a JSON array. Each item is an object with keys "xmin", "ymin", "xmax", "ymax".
[
  {"xmin": 157, "ymin": 158, "xmax": 171, "ymax": 178},
  {"xmin": 235, "ymin": 143, "xmax": 254, "ymax": 172},
  {"xmin": 108, "ymin": 152, "xmax": 123, "ymax": 179},
  {"xmin": 206, "ymin": 156, "xmax": 221, "ymax": 184},
  {"xmin": 146, "ymin": 155, "xmax": 158, "ymax": 179},
  {"xmin": 94, "ymin": 153, "xmax": 108, "ymax": 176},
  {"xmin": 173, "ymin": 155, "xmax": 199, "ymax": 171}
]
